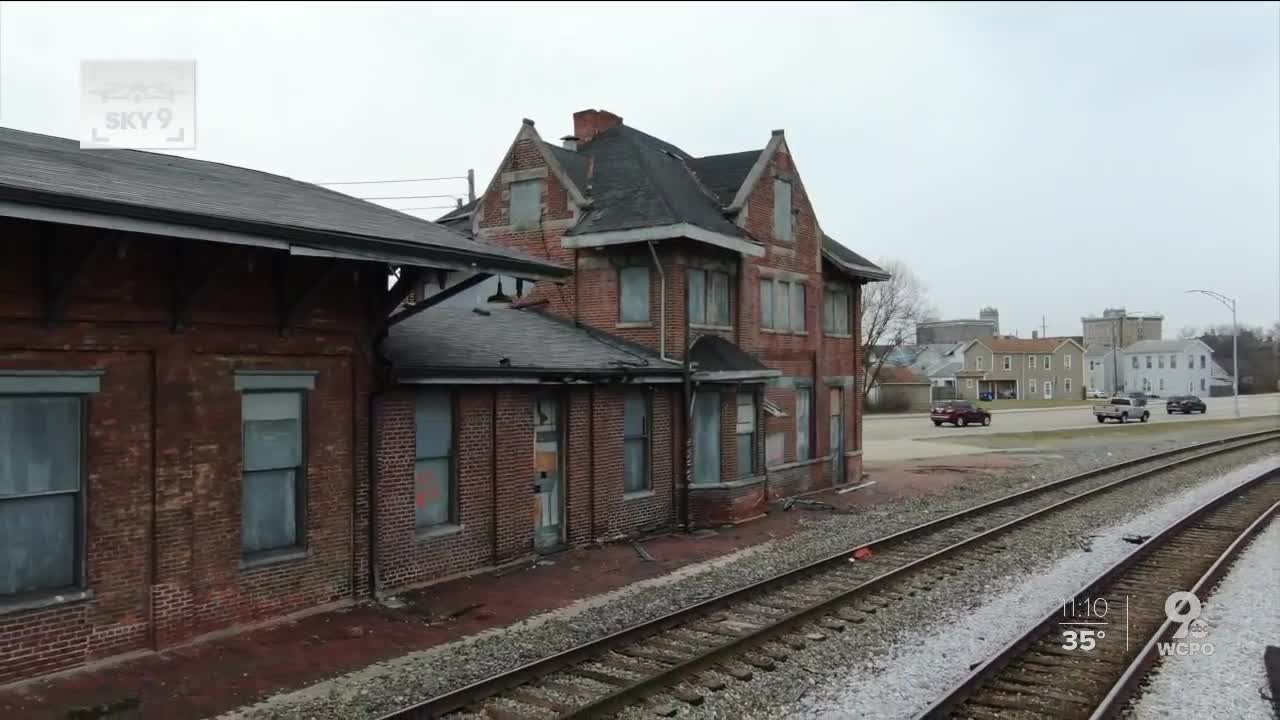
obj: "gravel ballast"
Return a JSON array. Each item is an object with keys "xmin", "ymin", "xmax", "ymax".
[
  {"xmin": 1126, "ymin": 517, "xmax": 1280, "ymax": 720},
  {"xmin": 222, "ymin": 426, "xmax": 1278, "ymax": 720}
]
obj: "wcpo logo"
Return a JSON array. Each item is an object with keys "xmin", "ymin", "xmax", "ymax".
[{"xmin": 1157, "ymin": 591, "xmax": 1214, "ymax": 657}]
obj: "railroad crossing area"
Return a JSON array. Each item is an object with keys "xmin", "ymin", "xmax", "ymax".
[{"xmin": 2, "ymin": 420, "xmax": 1278, "ymax": 720}]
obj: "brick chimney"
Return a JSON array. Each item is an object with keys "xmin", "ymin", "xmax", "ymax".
[{"xmin": 573, "ymin": 109, "xmax": 623, "ymax": 144}]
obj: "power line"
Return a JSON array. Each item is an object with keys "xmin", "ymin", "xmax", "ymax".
[
  {"xmin": 393, "ymin": 205, "xmax": 458, "ymax": 211},
  {"xmin": 354, "ymin": 193, "xmax": 464, "ymax": 201},
  {"xmin": 318, "ymin": 176, "xmax": 467, "ymax": 186}
]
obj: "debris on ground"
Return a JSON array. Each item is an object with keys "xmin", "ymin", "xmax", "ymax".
[
  {"xmin": 1077, "ymin": 534, "xmax": 1096, "ymax": 552},
  {"xmin": 837, "ymin": 481, "xmax": 877, "ymax": 495},
  {"xmin": 1122, "ymin": 534, "xmax": 1152, "ymax": 544},
  {"xmin": 66, "ymin": 697, "xmax": 140, "ymax": 720},
  {"xmin": 632, "ymin": 541, "xmax": 656, "ymax": 562},
  {"xmin": 783, "ymin": 497, "xmax": 836, "ymax": 512}
]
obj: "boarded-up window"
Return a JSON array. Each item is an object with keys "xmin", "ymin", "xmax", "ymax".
[
  {"xmin": 415, "ymin": 390, "xmax": 453, "ymax": 528},
  {"xmin": 795, "ymin": 387, "xmax": 812, "ymax": 460},
  {"xmin": 774, "ymin": 281, "xmax": 790, "ymax": 333},
  {"xmin": 688, "ymin": 269, "xmax": 707, "ymax": 325},
  {"xmin": 790, "ymin": 283, "xmax": 805, "ymax": 332},
  {"xmin": 760, "ymin": 279, "xmax": 774, "ymax": 329},
  {"xmin": 510, "ymin": 179, "xmax": 543, "ymax": 230},
  {"xmin": 693, "ymin": 392, "xmax": 720, "ymax": 484},
  {"xmin": 0, "ymin": 397, "xmax": 81, "ymax": 596},
  {"xmin": 689, "ymin": 269, "xmax": 731, "ymax": 326},
  {"xmin": 242, "ymin": 392, "xmax": 304, "ymax": 555},
  {"xmin": 774, "ymin": 179, "xmax": 793, "ymax": 241},
  {"xmin": 766, "ymin": 431, "xmax": 785, "ymax": 467},
  {"xmin": 736, "ymin": 392, "xmax": 755, "ymax": 478},
  {"xmin": 619, "ymin": 267, "xmax": 650, "ymax": 323},
  {"xmin": 623, "ymin": 389, "xmax": 649, "ymax": 493},
  {"xmin": 824, "ymin": 287, "xmax": 850, "ymax": 335}
]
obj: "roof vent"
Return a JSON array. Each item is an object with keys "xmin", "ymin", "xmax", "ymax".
[{"xmin": 560, "ymin": 135, "xmax": 579, "ymax": 151}]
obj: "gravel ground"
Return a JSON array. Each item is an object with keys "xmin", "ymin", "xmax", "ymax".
[
  {"xmin": 222, "ymin": 425, "xmax": 1278, "ymax": 720},
  {"xmin": 658, "ymin": 448, "xmax": 1280, "ymax": 720},
  {"xmin": 1126, "ymin": 517, "xmax": 1280, "ymax": 720}
]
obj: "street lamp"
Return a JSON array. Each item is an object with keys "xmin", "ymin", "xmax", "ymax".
[{"xmin": 1186, "ymin": 289, "xmax": 1239, "ymax": 418}]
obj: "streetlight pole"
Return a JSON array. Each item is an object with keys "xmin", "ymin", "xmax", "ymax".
[{"xmin": 1186, "ymin": 290, "xmax": 1239, "ymax": 418}]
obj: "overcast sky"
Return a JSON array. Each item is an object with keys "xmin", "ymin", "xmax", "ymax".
[{"xmin": 2, "ymin": 1, "xmax": 1277, "ymax": 336}]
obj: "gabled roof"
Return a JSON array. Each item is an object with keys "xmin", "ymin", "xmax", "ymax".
[
  {"xmin": 688, "ymin": 150, "xmax": 763, "ymax": 205},
  {"xmin": 874, "ymin": 366, "xmax": 930, "ymax": 384},
  {"xmin": 967, "ymin": 336, "xmax": 1085, "ymax": 354},
  {"xmin": 385, "ymin": 304, "xmax": 682, "ymax": 381},
  {"xmin": 1085, "ymin": 344, "xmax": 1120, "ymax": 358},
  {"xmin": 924, "ymin": 360, "xmax": 963, "ymax": 379},
  {"xmin": 0, "ymin": 127, "xmax": 565, "ymax": 279}
]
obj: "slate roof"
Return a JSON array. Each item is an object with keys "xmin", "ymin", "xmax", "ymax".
[
  {"xmin": 874, "ymin": 366, "xmax": 931, "ymax": 384},
  {"xmin": 1121, "ymin": 339, "xmax": 1210, "ymax": 354},
  {"xmin": 384, "ymin": 304, "xmax": 682, "ymax": 378},
  {"xmin": 544, "ymin": 142, "xmax": 590, "ymax": 194},
  {"xmin": 924, "ymin": 360, "xmax": 963, "ymax": 379},
  {"xmin": 689, "ymin": 334, "xmax": 774, "ymax": 375},
  {"xmin": 566, "ymin": 125, "xmax": 749, "ymax": 240},
  {"xmin": 688, "ymin": 150, "xmax": 762, "ymax": 205},
  {"xmin": 0, "ymin": 127, "xmax": 563, "ymax": 278},
  {"xmin": 822, "ymin": 234, "xmax": 889, "ymax": 280}
]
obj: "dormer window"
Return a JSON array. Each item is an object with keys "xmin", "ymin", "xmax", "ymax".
[
  {"xmin": 510, "ymin": 179, "xmax": 543, "ymax": 230},
  {"xmin": 773, "ymin": 179, "xmax": 793, "ymax": 242}
]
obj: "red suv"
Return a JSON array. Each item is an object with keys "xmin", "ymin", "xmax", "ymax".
[{"xmin": 930, "ymin": 400, "xmax": 992, "ymax": 427}]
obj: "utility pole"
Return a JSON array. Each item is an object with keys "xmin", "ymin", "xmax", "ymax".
[
  {"xmin": 1041, "ymin": 316, "xmax": 1047, "ymax": 338},
  {"xmin": 466, "ymin": 169, "xmax": 476, "ymax": 203},
  {"xmin": 1186, "ymin": 290, "xmax": 1240, "ymax": 417}
]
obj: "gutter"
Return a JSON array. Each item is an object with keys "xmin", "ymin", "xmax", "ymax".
[{"xmin": 646, "ymin": 240, "xmax": 675, "ymax": 363}]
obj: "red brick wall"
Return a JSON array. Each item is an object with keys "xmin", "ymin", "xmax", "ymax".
[
  {"xmin": 0, "ymin": 220, "xmax": 376, "ymax": 683},
  {"xmin": 374, "ymin": 384, "xmax": 679, "ymax": 595}
]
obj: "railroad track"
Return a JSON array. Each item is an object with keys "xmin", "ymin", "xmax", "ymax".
[
  {"xmin": 918, "ymin": 465, "xmax": 1279, "ymax": 720},
  {"xmin": 380, "ymin": 430, "xmax": 1280, "ymax": 720}
]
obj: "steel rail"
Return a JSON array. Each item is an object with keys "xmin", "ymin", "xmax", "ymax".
[
  {"xmin": 916, "ymin": 466, "xmax": 1279, "ymax": 719},
  {"xmin": 380, "ymin": 429, "xmax": 1279, "ymax": 720}
]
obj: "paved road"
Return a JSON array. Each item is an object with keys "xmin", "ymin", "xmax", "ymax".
[{"xmin": 865, "ymin": 393, "xmax": 1280, "ymax": 443}]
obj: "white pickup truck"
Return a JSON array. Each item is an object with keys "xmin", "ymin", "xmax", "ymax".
[{"xmin": 1093, "ymin": 396, "xmax": 1150, "ymax": 423}]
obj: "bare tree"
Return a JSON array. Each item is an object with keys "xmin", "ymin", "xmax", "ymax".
[
  {"xmin": 1177, "ymin": 325, "xmax": 1200, "ymax": 340},
  {"xmin": 860, "ymin": 259, "xmax": 933, "ymax": 398}
]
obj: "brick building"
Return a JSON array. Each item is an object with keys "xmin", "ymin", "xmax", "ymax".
[
  {"xmin": 416, "ymin": 108, "xmax": 888, "ymax": 548},
  {"xmin": 0, "ymin": 128, "xmax": 563, "ymax": 684}
]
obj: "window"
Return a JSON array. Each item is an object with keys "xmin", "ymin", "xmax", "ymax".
[
  {"xmin": 1028, "ymin": 355, "xmax": 1036, "ymax": 369},
  {"xmin": 1003, "ymin": 355, "xmax": 1011, "ymax": 370},
  {"xmin": 761, "ymin": 278, "xmax": 805, "ymax": 332},
  {"xmin": 966, "ymin": 379, "xmax": 974, "ymax": 389},
  {"xmin": 623, "ymin": 390, "xmax": 650, "ymax": 493},
  {"xmin": 1158, "ymin": 356, "xmax": 1165, "ymax": 369},
  {"xmin": 1188, "ymin": 380, "xmax": 1194, "ymax": 393},
  {"xmin": 1029, "ymin": 379, "xmax": 1038, "ymax": 394},
  {"xmin": 736, "ymin": 392, "xmax": 756, "ymax": 477},
  {"xmin": 0, "ymin": 396, "xmax": 83, "ymax": 596},
  {"xmin": 1065, "ymin": 377, "xmax": 1072, "ymax": 393},
  {"xmin": 509, "ymin": 179, "xmax": 542, "ymax": 230},
  {"xmin": 1200, "ymin": 378, "xmax": 1206, "ymax": 391},
  {"xmin": 1170, "ymin": 355, "xmax": 1177, "ymax": 369},
  {"xmin": 1065, "ymin": 354, "xmax": 1071, "ymax": 369},
  {"xmin": 1132, "ymin": 356, "xmax": 1139, "ymax": 369},
  {"xmin": 1043, "ymin": 355, "xmax": 1051, "ymax": 370},
  {"xmin": 415, "ymin": 390, "xmax": 454, "ymax": 528},
  {"xmin": 824, "ymin": 287, "xmax": 850, "ymax": 335},
  {"xmin": 1089, "ymin": 360, "xmax": 1096, "ymax": 371},
  {"xmin": 1200, "ymin": 355, "xmax": 1206, "ymax": 369},
  {"xmin": 766, "ymin": 431, "xmax": 785, "ymax": 467},
  {"xmin": 693, "ymin": 392, "xmax": 720, "ymax": 484},
  {"xmin": 618, "ymin": 267, "xmax": 650, "ymax": 323},
  {"xmin": 1146, "ymin": 356, "xmax": 1152, "ymax": 369},
  {"xmin": 1188, "ymin": 354, "xmax": 1194, "ymax": 368},
  {"xmin": 241, "ymin": 391, "xmax": 305, "ymax": 555},
  {"xmin": 773, "ymin": 179, "xmax": 793, "ymax": 241},
  {"xmin": 688, "ymin": 269, "xmax": 731, "ymax": 326},
  {"xmin": 1159, "ymin": 378, "xmax": 1164, "ymax": 391},
  {"xmin": 976, "ymin": 355, "xmax": 984, "ymax": 370},
  {"xmin": 796, "ymin": 387, "xmax": 813, "ymax": 461}
]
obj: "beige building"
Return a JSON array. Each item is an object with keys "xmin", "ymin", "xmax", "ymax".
[
  {"xmin": 1082, "ymin": 308, "xmax": 1163, "ymax": 349},
  {"xmin": 956, "ymin": 336, "xmax": 1086, "ymax": 401}
]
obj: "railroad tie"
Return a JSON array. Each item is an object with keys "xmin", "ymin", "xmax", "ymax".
[
  {"xmin": 721, "ymin": 664, "xmax": 754, "ymax": 682},
  {"xmin": 697, "ymin": 673, "xmax": 727, "ymax": 691},
  {"xmin": 671, "ymin": 685, "xmax": 705, "ymax": 705},
  {"xmin": 818, "ymin": 617, "xmax": 848, "ymax": 632},
  {"xmin": 568, "ymin": 667, "xmax": 630, "ymax": 686}
]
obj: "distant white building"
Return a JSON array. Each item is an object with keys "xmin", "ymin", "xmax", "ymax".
[
  {"xmin": 1086, "ymin": 346, "xmax": 1121, "ymax": 395},
  {"xmin": 1120, "ymin": 339, "xmax": 1217, "ymax": 396}
]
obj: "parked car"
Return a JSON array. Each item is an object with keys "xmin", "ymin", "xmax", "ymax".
[
  {"xmin": 1086, "ymin": 389, "xmax": 1109, "ymax": 399},
  {"xmin": 1094, "ymin": 396, "xmax": 1149, "ymax": 423},
  {"xmin": 1166, "ymin": 395, "xmax": 1207, "ymax": 414},
  {"xmin": 931, "ymin": 400, "xmax": 992, "ymax": 427}
]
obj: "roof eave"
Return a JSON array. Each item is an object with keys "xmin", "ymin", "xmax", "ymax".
[
  {"xmin": 822, "ymin": 249, "xmax": 891, "ymax": 281},
  {"xmin": 394, "ymin": 365, "xmax": 684, "ymax": 383},
  {"xmin": 564, "ymin": 223, "xmax": 765, "ymax": 258},
  {"xmin": 0, "ymin": 190, "xmax": 569, "ymax": 281}
]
